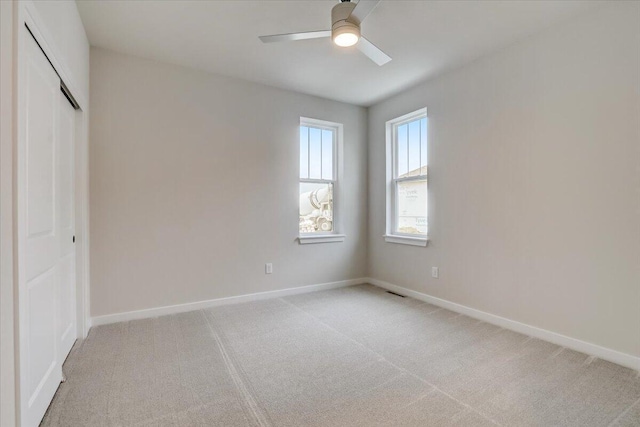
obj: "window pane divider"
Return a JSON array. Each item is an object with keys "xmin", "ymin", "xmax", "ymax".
[
  {"xmin": 394, "ymin": 175, "xmax": 427, "ymax": 183},
  {"xmin": 301, "ymin": 178, "xmax": 335, "ymax": 184},
  {"xmin": 307, "ymin": 126, "xmax": 310, "ymax": 180}
]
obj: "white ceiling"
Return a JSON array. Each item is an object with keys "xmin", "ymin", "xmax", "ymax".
[{"xmin": 77, "ymin": 0, "xmax": 602, "ymax": 106}]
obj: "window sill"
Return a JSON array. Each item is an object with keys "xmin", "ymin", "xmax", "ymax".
[
  {"xmin": 384, "ymin": 234, "xmax": 429, "ymax": 247},
  {"xmin": 299, "ymin": 234, "xmax": 346, "ymax": 245}
]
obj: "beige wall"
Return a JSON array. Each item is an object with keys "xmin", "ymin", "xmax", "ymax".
[
  {"xmin": 1, "ymin": 2, "xmax": 16, "ymax": 425},
  {"xmin": 367, "ymin": 2, "xmax": 640, "ymax": 358},
  {"xmin": 89, "ymin": 48, "xmax": 368, "ymax": 317},
  {"xmin": 90, "ymin": 2, "xmax": 638, "ymax": 360}
]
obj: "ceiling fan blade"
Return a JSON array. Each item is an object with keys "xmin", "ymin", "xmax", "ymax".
[
  {"xmin": 349, "ymin": 0, "xmax": 381, "ymax": 24},
  {"xmin": 357, "ymin": 36, "xmax": 391, "ymax": 66},
  {"xmin": 259, "ymin": 30, "xmax": 331, "ymax": 44}
]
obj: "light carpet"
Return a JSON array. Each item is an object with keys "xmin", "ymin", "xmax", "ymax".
[{"xmin": 41, "ymin": 284, "xmax": 640, "ymax": 426}]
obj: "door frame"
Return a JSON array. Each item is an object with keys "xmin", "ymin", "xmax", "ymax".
[{"xmin": 14, "ymin": 1, "xmax": 90, "ymax": 425}]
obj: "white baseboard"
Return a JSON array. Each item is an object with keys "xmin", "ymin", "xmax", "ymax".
[
  {"xmin": 91, "ymin": 277, "xmax": 367, "ymax": 327},
  {"xmin": 366, "ymin": 278, "xmax": 640, "ymax": 372}
]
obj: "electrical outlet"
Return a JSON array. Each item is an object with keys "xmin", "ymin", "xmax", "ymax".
[
  {"xmin": 431, "ymin": 267, "xmax": 439, "ymax": 279},
  {"xmin": 265, "ymin": 263, "xmax": 273, "ymax": 274}
]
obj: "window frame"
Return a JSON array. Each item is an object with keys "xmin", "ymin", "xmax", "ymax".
[
  {"xmin": 385, "ymin": 108, "xmax": 428, "ymax": 247},
  {"xmin": 298, "ymin": 117, "xmax": 345, "ymax": 244}
]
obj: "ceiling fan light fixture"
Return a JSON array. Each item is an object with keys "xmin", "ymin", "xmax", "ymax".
[
  {"xmin": 332, "ymin": 21, "xmax": 360, "ymax": 47},
  {"xmin": 258, "ymin": 0, "xmax": 391, "ymax": 65}
]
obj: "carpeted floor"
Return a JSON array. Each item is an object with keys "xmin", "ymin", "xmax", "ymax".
[{"xmin": 42, "ymin": 284, "xmax": 640, "ymax": 426}]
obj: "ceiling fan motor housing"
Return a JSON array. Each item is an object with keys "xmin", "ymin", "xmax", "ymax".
[{"xmin": 331, "ymin": 1, "xmax": 361, "ymax": 45}]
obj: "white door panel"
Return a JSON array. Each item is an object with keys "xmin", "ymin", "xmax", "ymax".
[
  {"xmin": 20, "ymin": 30, "xmax": 63, "ymax": 427},
  {"xmin": 59, "ymin": 92, "xmax": 75, "ymax": 255},
  {"xmin": 58, "ymin": 252, "xmax": 76, "ymax": 355},
  {"xmin": 25, "ymin": 34, "xmax": 58, "ymax": 283},
  {"xmin": 26, "ymin": 268, "xmax": 57, "ymax": 402},
  {"xmin": 58, "ymin": 91, "xmax": 77, "ymax": 359}
]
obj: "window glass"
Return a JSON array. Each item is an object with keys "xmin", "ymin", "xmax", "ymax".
[
  {"xmin": 396, "ymin": 179, "xmax": 427, "ymax": 235},
  {"xmin": 420, "ymin": 118, "xmax": 427, "ymax": 169},
  {"xmin": 408, "ymin": 120, "xmax": 421, "ymax": 175},
  {"xmin": 397, "ymin": 124, "xmax": 408, "ymax": 177},
  {"xmin": 388, "ymin": 110, "xmax": 428, "ymax": 238},
  {"xmin": 321, "ymin": 129, "xmax": 333, "ymax": 180},
  {"xmin": 300, "ymin": 121, "xmax": 338, "ymax": 234},
  {"xmin": 299, "ymin": 182, "xmax": 333, "ymax": 233},
  {"xmin": 309, "ymin": 127, "xmax": 322, "ymax": 179},
  {"xmin": 300, "ymin": 126, "xmax": 309, "ymax": 179}
]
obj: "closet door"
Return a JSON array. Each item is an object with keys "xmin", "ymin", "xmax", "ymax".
[
  {"xmin": 20, "ymin": 30, "xmax": 63, "ymax": 427},
  {"xmin": 58, "ymin": 90, "xmax": 77, "ymax": 361}
]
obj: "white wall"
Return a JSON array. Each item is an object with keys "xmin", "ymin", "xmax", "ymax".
[
  {"xmin": 368, "ymin": 2, "xmax": 640, "ymax": 358},
  {"xmin": 89, "ymin": 48, "xmax": 368, "ymax": 317}
]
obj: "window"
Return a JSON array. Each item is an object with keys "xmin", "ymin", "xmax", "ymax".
[
  {"xmin": 385, "ymin": 108, "xmax": 428, "ymax": 246},
  {"xmin": 298, "ymin": 118, "xmax": 345, "ymax": 244}
]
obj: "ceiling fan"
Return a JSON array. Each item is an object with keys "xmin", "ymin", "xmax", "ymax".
[{"xmin": 259, "ymin": 0, "xmax": 391, "ymax": 66}]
